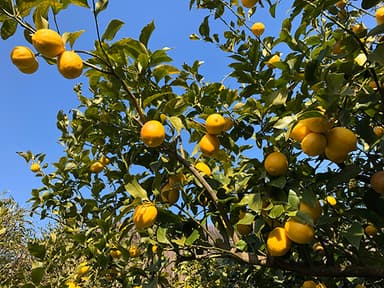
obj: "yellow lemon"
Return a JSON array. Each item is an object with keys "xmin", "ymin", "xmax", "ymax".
[
  {"xmin": 10, "ymin": 46, "xmax": 39, "ymax": 74},
  {"xmin": 30, "ymin": 163, "xmax": 41, "ymax": 172},
  {"xmin": 57, "ymin": 50, "xmax": 83, "ymax": 79},
  {"xmin": 371, "ymin": 171, "xmax": 384, "ymax": 194},
  {"xmin": 264, "ymin": 151, "xmax": 288, "ymax": 176},
  {"xmin": 205, "ymin": 113, "xmax": 226, "ymax": 134},
  {"xmin": 241, "ymin": 0, "xmax": 258, "ymax": 8},
  {"xmin": 300, "ymin": 117, "xmax": 329, "ymax": 134},
  {"xmin": 364, "ymin": 224, "xmax": 377, "ymax": 236},
  {"xmin": 325, "ymin": 195, "xmax": 337, "ymax": 206},
  {"xmin": 90, "ymin": 161, "xmax": 104, "ymax": 173},
  {"xmin": 302, "ymin": 280, "xmax": 317, "ymax": 288},
  {"xmin": 266, "ymin": 54, "xmax": 280, "ymax": 68},
  {"xmin": 284, "ymin": 219, "xmax": 314, "ymax": 244},
  {"xmin": 195, "ymin": 162, "xmax": 212, "ymax": 176},
  {"xmin": 132, "ymin": 202, "xmax": 158, "ymax": 230},
  {"xmin": 140, "ymin": 120, "xmax": 165, "ymax": 148},
  {"xmin": 251, "ymin": 22, "xmax": 265, "ymax": 37},
  {"xmin": 301, "ymin": 132, "xmax": 327, "ymax": 156},
  {"xmin": 299, "ymin": 199, "xmax": 322, "ymax": 223},
  {"xmin": 199, "ymin": 134, "xmax": 220, "ymax": 156},
  {"xmin": 376, "ymin": 7, "xmax": 384, "ymax": 25},
  {"xmin": 32, "ymin": 29, "xmax": 65, "ymax": 58},
  {"xmin": 290, "ymin": 122, "xmax": 311, "ymax": 142},
  {"xmin": 266, "ymin": 227, "xmax": 292, "ymax": 256}
]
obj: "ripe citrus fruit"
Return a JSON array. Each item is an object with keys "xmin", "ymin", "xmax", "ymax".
[
  {"xmin": 370, "ymin": 171, "xmax": 384, "ymax": 194},
  {"xmin": 57, "ymin": 50, "xmax": 83, "ymax": 79},
  {"xmin": 352, "ymin": 23, "xmax": 366, "ymax": 37},
  {"xmin": 373, "ymin": 126, "xmax": 384, "ymax": 137},
  {"xmin": 76, "ymin": 263, "xmax": 90, "ymax": 276},
  {"xmin": 300, "ymin": 117, "xmax": 329, "ymax": 134},
  {"xmin": 223, "ymin": 117, "xmax": 234, "ymax": 131},
  {"xmin": 30, "ymin": 163, "xmax": 41, "ymax": 173},
  {"xmin": 199, "ymin": 134, "xmax": 220, "ymax": 156},
  {"xmin": 251, "ymin": 22, "xmax": 265, "ymax": 37},
  {"xmin": 364, "ymin": 223, "xmax": 377, "ymax": 236},
  {"xmin": 284, "ymin": 219, "xmax": 315, "ymax": 244},
  {"xmin": 299, "ymin": 199, "xmax": 322, "ymax": 223},
  {"xmin": 336, "ymin": 0, "xmax": 346, "ymax": 9},
  {"xmin": 195, "ymin": 161, "xmax": 212, "ymax": 176},
  {"xmin": 325, "ymin": 195, "xmax": 337, "ymax": 206},
  {"xmin": 140, "ymin": 120, "xmax": 165, "ymax": 148},
  {"xmin": 302, "ymin": 280, "xmax": 317, "ymax": 288},
  {"xmin": 241, "ymin": 0, "xmax": 258, "ymax": 8},
  {"xmin": 264, "ymin": 151, "xmax": 288, "ymax": 176},
  {"xmin": 128, "ymin": 245, "xmax": 140, "ymax": 257},
  {"xmin": 266, "ymin": 227, "xmax": 292, "ymax": 256},
  {"xmin": 301, "ymin": 132, "xmax": 327, "ymax": 156},
  {"xmin": 10, "ymin": 46, "xmax": 39, "ymax": 74},
  {"xmin": 205, "ymin": 113, "xmax": 226, "ymax": 134},
  {"xmin": 132, "ymin": 202, "xmax": 158, "ymax": 230},
  {"xmin": 110, "ymin": 249, "xmax": 122, "ymax": 258},
  {"xmin": 376, "ymin": 7, "xmax": 384, "ymax": 25},
  {"xmin": 324, "ymin": 146, "xmax": 348, "ymax": 163},
  {"xmin": 32, "ymin": 29, "xmax": 65, "ymax": 58},
  {"xmin": 100, "ymin": 155, "xmax": 110, "ymax": 165},
  {"xmin": 90, "ymin": 161, "xmax": 104, "ymax": 173},
  {"xmin": 266, "ymin": 54, "xmax": 280, "ymax": 68},
  {"xmin": 160, "ymin": 182, "xmax": 179, "ymax": 204},
  {"xmin": 326, "ymin": 127, "xmax": 357, "ymax": 154},
  {"xmin": 290, "ymin": 122, "xmax": 310, "ymax": 142}
]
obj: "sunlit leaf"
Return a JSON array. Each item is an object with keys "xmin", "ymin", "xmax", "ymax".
[{"xmin": 102, "ymin": 19, "xmax": 124, "ymax": 41}]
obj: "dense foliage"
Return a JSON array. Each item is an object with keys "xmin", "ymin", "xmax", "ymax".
[{"xmin": 2, "ymin": 0, "xmax": 384, "ymax": 287}]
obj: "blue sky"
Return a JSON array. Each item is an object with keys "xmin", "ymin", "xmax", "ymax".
[{"xmin": 1, "ymin": 1, "xmax": 287, "ymax": 213}]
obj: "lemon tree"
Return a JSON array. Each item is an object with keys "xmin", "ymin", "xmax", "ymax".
[{"xmin": 2, "ymin": 0, "xmax": 384, "ymax": 287}]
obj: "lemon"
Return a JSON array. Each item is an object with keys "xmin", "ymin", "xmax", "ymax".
[{"xmin": 264, "ymin": 151, "xmax": 288, "ymax": 176}]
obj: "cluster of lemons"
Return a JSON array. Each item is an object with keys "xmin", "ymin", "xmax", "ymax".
[
  {"xmin": 290, "ymin": 116, "xmax": 357, "ymax": 163},
  {"xmin": 11, "ymin": 28, "xmax": 83, "ymax": 79}
]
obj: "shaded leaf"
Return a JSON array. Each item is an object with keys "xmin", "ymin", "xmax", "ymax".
[{"xmin": 1, "ymin": 19, "xmax": 17, "ymax": 40}]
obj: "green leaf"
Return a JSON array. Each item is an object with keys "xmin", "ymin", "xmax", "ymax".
[
  {"xmin": 28, "ymin": 242, "xmax": 46, "ymax": 260},
  {"xmin": 102, "ymin": 19, "xmax": 124, "ymax": 41},
  {"xmin": 139, "ymin": 21, "xmax": 155, "ymax": 47},
  {"xmin": 157, "ymin": 226, "xmax": 171, "ymax": 244},
  {"xmin": 326, "ymin": 165, "xmax": 360, "ymax": 190},
  {"xmin": 62, "ymin": 30, "xmax": 85, "ymax": 48},
  {"xmin": 168, "ymin": 116, "xmax": 184, "ymax": 134},
  {"xmin": 368, "ymin": 45, "xmax": 384, "ymax": 66},
  {"xmin": 153, "ymin": 64, "xmax": 179, "ymax": 82},
  {"xmin": 185, "ymin": 229, "xmax": 200, "ymax": 245},
  {"xmin": 124, "ymin": 178, "xmax": 148, "ymax": 199},
  {"xmin": 287, "ymin": 190, "xmax": 300, "ymax": 210},
  {"xmin": 269, "ymin": 204, "xmax": 285, "ymax": 219},
  {"xmin": 237, "ymin": 212, "xmax": 255, "ymax": 225},
  {"xmin": 237, "ymin": 193, "xmax": 263, "ymax": 213},
  {"xmin": 31, "ymin": 263, "xmax": 45, "ymax": 284},
  {"xmin": 199, "ymin": 15, "xmax": 210, "ymax": 40},
  {"xmin": 361, "ymin": 0, "xmax": 380, "ymax": 9},
  {"xmin": 342, "ymin": 222, "xmax": 364, "ymax": 250},
  {"xmin": 1, "ymin": 19, "xmax": 17, "ymax": 40},
  {"xmin": 94, "ymin": 0, "xmax": 108, "ymax": 15},
  {"xmin": 70, "ymin": 0, "xmax": 89, "ymax": 8}
]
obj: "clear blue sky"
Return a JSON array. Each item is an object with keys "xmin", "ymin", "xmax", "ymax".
[{"xmin": 1, "ymin": 2, "xmax": 285, "ymax": 212}]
